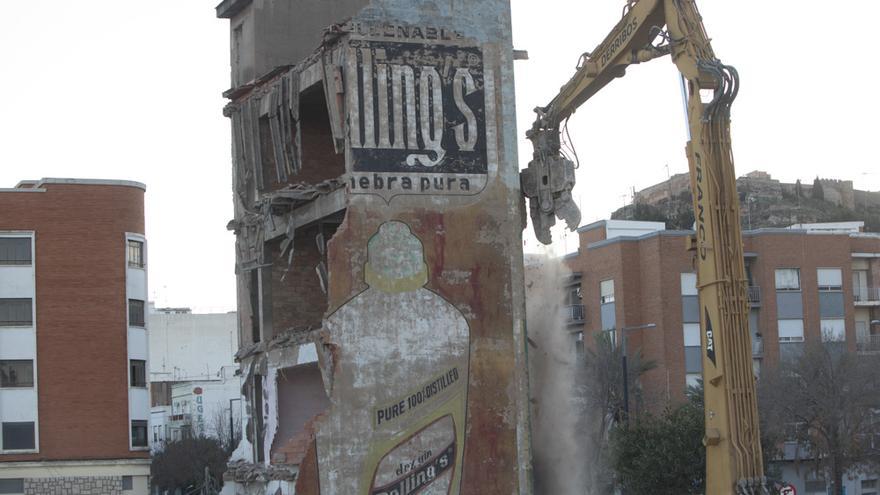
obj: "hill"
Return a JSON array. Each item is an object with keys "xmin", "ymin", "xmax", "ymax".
[{"xmin": 611, "ymin": 172, "xmax": 880, "ymax": 232}]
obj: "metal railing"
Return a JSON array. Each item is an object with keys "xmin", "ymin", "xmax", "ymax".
[
  {"xmin": 853, "ymin": 287, "xmax": 880, "ymax": 303},
  {"xmin": 747, "ymin": 286, "xmax": 761, "ymax": 305},
  {"xmin": 564, "ymin": 304, "xmax": 585, "ymax": 324},
  {"xmin": 857, "ymin": 334, "xmax": 880, "ymax": 353}
]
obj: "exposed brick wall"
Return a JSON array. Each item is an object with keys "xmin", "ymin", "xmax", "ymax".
[
  {"xmin": 0, "ymin": 182, "xmax": 146, "ymax": 462},
  {"xmin": 268, "ymin": 224, "xmax": 332, "ymax": 337},
  {"xmin": 296, "ymin": 87, "xmax": 345, "ymax": 184},
  {"xmin": 257, "ymin": 85, "xmax": 346, "ymax": 194}
]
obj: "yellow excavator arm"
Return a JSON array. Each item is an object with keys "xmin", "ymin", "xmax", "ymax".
[{"xmin": 522, "ymin": 1, "xmax": 766, "ymax": 493}]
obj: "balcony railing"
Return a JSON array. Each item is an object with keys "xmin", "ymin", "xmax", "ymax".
[
  {"xmin": 857, "ymin": 335, "xmax": 880, "ymax": 353},
  {"xmin": 747, "ymin": 286, "xmax": 761, "ymax": 305},
  {"xmin": 169, "ymin": 413, "xmax": 192, "ymax": 423},
  {"xmin": 564, "ymin": 305, "xmax": 585, "ymax": 324},
  {"xmin": 853, "ymin": 287, "xmax": 880, "ymax": 304}
]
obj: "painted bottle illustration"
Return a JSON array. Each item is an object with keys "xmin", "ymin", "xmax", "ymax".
[{"xmin": 318, "ymin": 221, "xmax": 469, "ymax": 495}]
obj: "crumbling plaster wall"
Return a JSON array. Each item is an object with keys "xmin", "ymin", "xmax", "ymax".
[
  {"xmin": 222, "ymin": 0, "xmax": 531, "ymax": 493},
  {"xmin": 270, "ymin": 363, "xmax": 329, "ymax": 464},
  {"xmin": 299, "ymin": 1, "xmax": 531, "ymax": 493}
]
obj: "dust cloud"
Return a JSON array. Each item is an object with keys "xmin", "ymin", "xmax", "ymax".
[{"xmin": 525, "ymin": 252, "xmax": 593, "ymax": 494}]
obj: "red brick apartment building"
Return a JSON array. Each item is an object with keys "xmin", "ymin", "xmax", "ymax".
[
  {"xmin": 562, "ymin": 219, "xmax": 880, "ymax": 408},
  {"xmin": 0, "ymin": 179, "xmax": 149, "ymax": 495}
]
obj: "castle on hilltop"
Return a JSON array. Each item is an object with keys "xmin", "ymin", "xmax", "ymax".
[{"xmin": 634, "ymin": 170, "xmax": 877, "ymax": 210}]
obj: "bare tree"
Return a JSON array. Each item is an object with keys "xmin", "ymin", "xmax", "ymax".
[
  {"xmin": 151, "ymin": 436, "xmax": 228, "ymax": 494},
  {"xmin": 758, "ymin": 341, "xmax": 880, "ymax": 494},
  {"xmin": 208, "ymin": 405, "xmax": 242, "ymax": 456}
]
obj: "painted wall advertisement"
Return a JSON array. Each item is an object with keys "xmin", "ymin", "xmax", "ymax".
[
  {"xmin": 345, "ymin": 30, "xmax": 491, "ymax": 201},
  {"xmin": 313, "ymin": 23, "xmax": 511, "ymax": 495},
  {"xmin": 317, "ymin": 221, "xmax": 469, "ymax": 494}
]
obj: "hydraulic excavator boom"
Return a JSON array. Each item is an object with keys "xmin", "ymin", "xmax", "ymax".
[{"xmin": 522, "ymin": 1, "xmax": 766, "ymax": 493}]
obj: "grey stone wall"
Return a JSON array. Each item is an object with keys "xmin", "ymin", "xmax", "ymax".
[{"xmin": 24, "ymin": 476, "xmax": 122, "ymax": 495}]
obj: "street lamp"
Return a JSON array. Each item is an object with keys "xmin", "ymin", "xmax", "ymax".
[{"xmin": 619, "ymin": 323, "xmax": 657, "ymax": 424}]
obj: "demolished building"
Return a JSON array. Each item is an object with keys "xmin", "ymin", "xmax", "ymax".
[{"xmin": 215, "ymin": 1, "xmax": 532, "ymax": 493}]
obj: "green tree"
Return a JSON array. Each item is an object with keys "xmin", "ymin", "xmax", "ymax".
[
  {"xmin": 610, "ymin": 385, "xmax": 705, "ymax": 494},
  {"xmin": 582, "ymin": 331, "xmax": 656, "ymax": 492},
  {"xmin": 151, "ymin": 436, "xmax": 228, "ymax": 493}
]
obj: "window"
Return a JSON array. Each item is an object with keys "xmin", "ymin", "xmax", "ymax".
[
  {"xmin": 131, "ymin": 420, "xmax": 148, "ymax": 447},
  {"xmin": 680, "ymin": 273, "xmax": 698, "ymax": 296},
  {"xmin": 2, "ymin": 422, "xmax": 35, "ymax": 450},
  {"xmin": 854, "ymin": 269, "xmax": 869, "ymax": 301},
  {"xmin": 863, "ymin": 479, "xmax": 878, "ymax": 495},
  {"xmin": 0, "ymin": 360, "xmax": 34, "ymax": 388},
  {"xmin": 122, "ymin": 475, "xmax": 133, "ymax": 491},
  {"xmin": 775, "ymin": 268, "xmax": 800, "ymax": 291},
  {"xmin": 568, "ymin": 286, "xmax": 581, "ymax": 306},
  {"xmin": 130, "ymin": 360, "xmax": 146, "ymax": 387},
  {"xmin": 0, "ymin": 299, "xmax": 32, "ymax": 327},
  {"xmin": 683, "ymin": 324, "xmax": 702, "ymax": 374},
  {"xmin": 0, "ymin": 238, "xmax": 31, "ymax": 266},
  {"xmin": 0, "ymin": 479, "xmax": 24, "ymax": 494},
  {"xmin": 778, "ymin": 319, "xmax": 805, "ymax": 342},
  {"xmin": 683, "ymin": 323, "xmax": 701, "ymax": 347},
  {"xmin": 817, "ymin": 268, "xmax": 842, "ymax": 291},
  {"xmin": 600, "ymin": 279, "xmax": 615, "ymax": 304},
  {"xmin": 127, "ymin": 240, "xmax": 144, "ymax": 268},
  {"xmin": 820, "ymin": 318, "xmax": 845, "ymax": 342},
  {"xmin": 129, "ymin": 299, "xmax": 145, "ymax": 327}
]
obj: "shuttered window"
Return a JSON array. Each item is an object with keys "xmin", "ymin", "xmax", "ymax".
[
  {"xmin": 0, "ymin": 299, "xmax": 32, "ymax": 327},
  {"xmin": 817, "ymin": 268, "xmax": 842, "ymax": 291},
  {"xmin": 129, "ymin": 299, "xmax": 145, "ymax": 327},
  {"xmin": 1, "ymin": 422, "xmax": 35, "ymax": 450},
  {"xmin": 0, "ymin": 360, "xmax": 34, "ymax": 388},
  {"xmin": 775, "ymin": 268, "xmax": 800, "ymax": 291},
  {"xmin": 0, "ymin": 238, "xmax": 31, "ymax": 265},
  {"xmin": 680, "ymin": 273, "xmax": 698, "ymax": 296},
  {"xmin": 820, "ymin": 319, "xmax": 845, "ymax": 342},
  {"xmin": 600, "ymin": 280, "xmax": 615, "ymax": 304},
  {"xmin": 778, "ymin": 319, "xmax": 804, "ymax": 342}
]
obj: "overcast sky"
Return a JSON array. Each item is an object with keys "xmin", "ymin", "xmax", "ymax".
[{"xmin": 2, "ymin": 1, "xmax": 878, "ymax": 312}]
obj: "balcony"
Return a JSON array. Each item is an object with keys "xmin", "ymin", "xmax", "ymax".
[
  {"xmin": 857, "ymin": 335, "xmax": 880, "ymax": 354},
  {"xmin": 564, "ymin": 305, "xmax": 585, "ymax": 325},
  {"xmin": 168, "ymin": 413, "xmax": 192, "ymax": 424},
  {"xmin": 853, "ymin": 287, "xmax": 880, "ymax": 306},
  {"xmin": 747, "ymin": 286, "xmax": 761, "ymax": 306}
]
